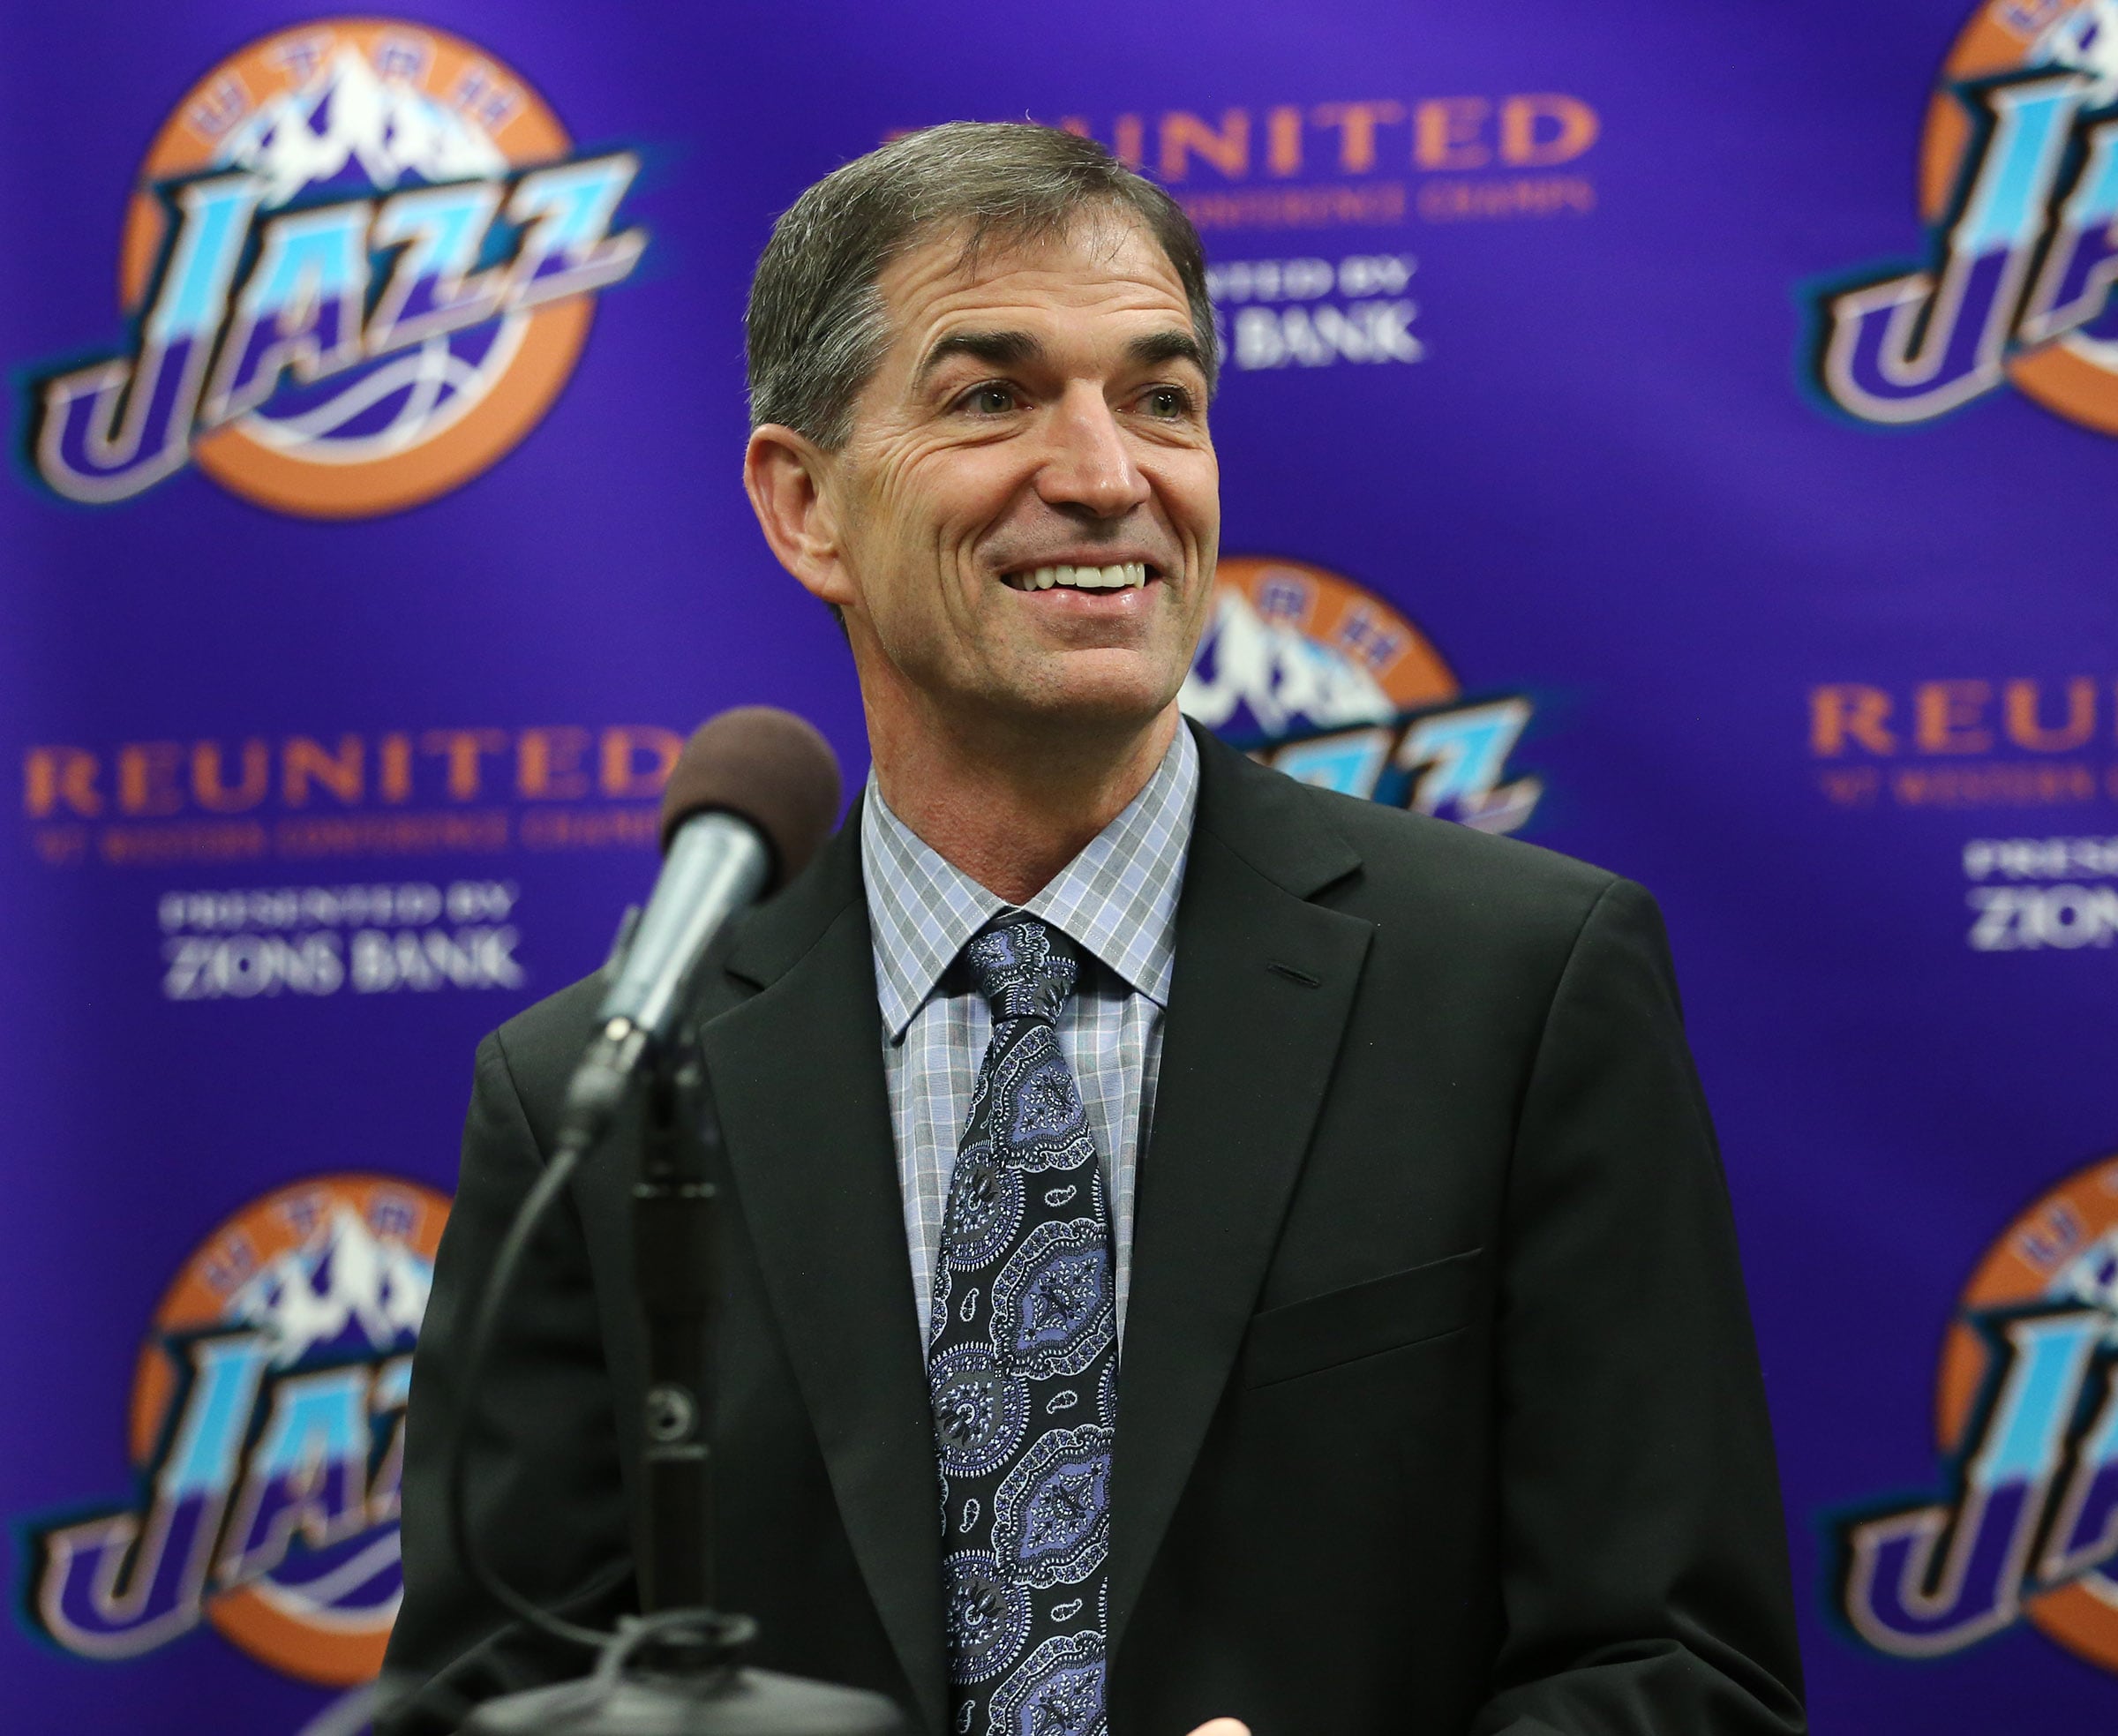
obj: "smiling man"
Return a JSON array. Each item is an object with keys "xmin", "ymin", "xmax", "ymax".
[
  {"xmin": 381, "ymin": 124, "xmax": 1807, "ymax": 1736},
  {"xmin": 743, "ymin": 165, "xmax": 1220, "ymax": 914}
]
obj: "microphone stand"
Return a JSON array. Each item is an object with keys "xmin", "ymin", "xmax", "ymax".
[{"xmin": 459, "ymin": 1031, "xmax": 908, "ymax": 1736}]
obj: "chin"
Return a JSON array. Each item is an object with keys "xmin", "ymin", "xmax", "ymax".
[
  {"xmin": 935, "ymin": 639, "xmax": 1192, "ymax": 742},
  {"xmin": 1006, "ymin": 668, "xmax": 1185, "ymax": 735}
]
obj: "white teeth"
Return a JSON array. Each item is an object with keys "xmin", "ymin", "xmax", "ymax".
[{"xmin": 1015, "ymin": 561, "xmax": 1150, "ymax": 591}]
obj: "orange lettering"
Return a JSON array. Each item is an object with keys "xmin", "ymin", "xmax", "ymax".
[
  {"xmin": 1914, "ymin": 680, "xmax": 1994, "ymax": 754},
  {"xmin": 2002, "ymin": 678, "xmax": 2095, "ymax": 752},
  {"xmin": 1266, "ymin": 105, "xmax": 1303, "ymax": 177},
  {"xmin": 1817, "ymin": 767, "xmax": 1881, "ymax": 806},
  {"xmin": 117, "ymin": 742, "xmax": 186, "ymax": 816},
  {"xmin": 518, "ymin": 727, "xmax": 592, "ymax": 799},
  {"xmin": 1809, "ymin": 685, "xmax": 1896, "ymax": 755},
  {"xmin": 23, "ymin": 746, "xmax": 102, "ymax": 818},
  {"xmin": 283, "ymin": 734, "xmax": 364, "ymax": 806},
  {"xmin": 600, "ymin": 725, "xmax": 681, "ymax": 800},
  {"xmin": 1311, "ymin": 101, "xmax": 1405, "ymax": 174},
  {"xmin": 379, "ymin": 733, "xmax": 413, "ymax": 804},
  {"xmin": 1415, "ymin": 98, "xmax": 1490, "ymax": 169},
  {"xmin": 1499, "ymin": 94, "xmax": 1599, "ymax": 166},
  {"xmin": 1160, "ymin": 109, "xmax": 1250, "ymax": 181},
  {"xmin": 419, "ymin": 728, "xmax": 508, "ymax": 800},
  {"xmin": 1113, "ymin": 115, "xmax": 1144, "ymax": 169},
  {"xmin": 192, "ymin": 740, "xmax": 269, "ymax": 812}
]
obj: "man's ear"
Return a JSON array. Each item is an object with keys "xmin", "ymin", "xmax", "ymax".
[{"xmin": 744, "ymin": 425, "xmax": 858, "ymax": 609}]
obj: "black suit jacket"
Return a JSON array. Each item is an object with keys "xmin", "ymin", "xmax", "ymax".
[{"xmin": 379, "ymin": 725, "xmax": 1806, "ymax": 1735}]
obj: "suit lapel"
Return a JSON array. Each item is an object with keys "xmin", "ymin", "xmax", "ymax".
[
  {"xmin": 696, "ymin": 809, "xmax": 949, "ymax": 1736},
  {"xmin": 1108, "ymin": 730, "xmax": 1373, "ymax": 1660},
  {"xmin": 691, "ymin": 737, "xmax": 1372, "ymax": 1710}
]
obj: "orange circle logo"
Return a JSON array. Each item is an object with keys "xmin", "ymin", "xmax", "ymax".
[
  {"xmin": 31, "ymin": 19, "xmax": 646, "ymax": 515},
  {"xmin": 1183, "ymin": 553, "xmax": 1460, "ymax": 732},
  {"xmin": 1813, "ymin": 2, "xmax": 2118, "ymax": 431},
  {"xmin": 1837, "ymin": 1150, "xmax": 2118, "ymax": 1672},
  {"xmin": 1921, "ymin": 3, "xmax": 2118, "ymax": 433},
  {"xmin": 1182, "ymin": 554, "xmax": 1542, "ymax": 830},
  {"xmin": 27, "ymin": 1174, "xmax": 450, "ymax": 1684}
]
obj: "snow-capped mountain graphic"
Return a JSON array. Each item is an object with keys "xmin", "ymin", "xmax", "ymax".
[
  {"xmin": 1180, "ymin": 588, "xmax": 1396, "ymax": 740},
  {"xmin": 2038, "ymin": 2, "xmax": 2118, "ymax": 107},
  {"xmin": 224, "ymin": 1205, "xmax": 432, "ymax": 1366},
  {"xmin": 216, "ymin": 45, "xmax": 507, "ymax": 207},
  {"xmin": 2052, "ymin": 1227, "xmax": 2118, "ymax": 1340}
]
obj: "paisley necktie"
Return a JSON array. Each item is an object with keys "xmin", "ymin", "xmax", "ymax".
[{"xmin": 928, "ymin": 910, "xmax": 1116, "ymax": 1736}]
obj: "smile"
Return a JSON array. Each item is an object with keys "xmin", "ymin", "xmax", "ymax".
[{"xmin": 1001, "ymin": 561, "xmax": 1153, "ymax": 592}]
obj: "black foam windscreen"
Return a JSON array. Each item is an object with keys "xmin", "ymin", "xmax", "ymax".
[{"xmin": 657, "ymin": 706, "xmax": 843, "ymax": 890}]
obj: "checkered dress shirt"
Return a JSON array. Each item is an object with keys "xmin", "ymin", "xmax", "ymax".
[{"xmin": 860, "ymin": 725, "xmax": 1199, "ymax": 1342}]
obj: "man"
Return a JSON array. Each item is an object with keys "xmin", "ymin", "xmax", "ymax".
[{"xmin": 381, "ymin": 124, "xmax": 1806, "ymax": 1736}]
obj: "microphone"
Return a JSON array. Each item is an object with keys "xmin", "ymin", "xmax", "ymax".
[
  {"xmin": 559, "ymin": 706, "xmax": 842, "ymax": 1155},
  {"xmin": 452, "ymin": 702, "xmax": 905, "ymax": 1735}
]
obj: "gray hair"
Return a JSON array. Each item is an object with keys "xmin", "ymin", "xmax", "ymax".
[{"xmin": 746, "ymin": 122, "xmax": 1217, "ymax": 448}]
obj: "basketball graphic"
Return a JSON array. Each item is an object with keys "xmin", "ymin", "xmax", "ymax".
[
  {"xmin": 27, "ymin": 1174, "xmax": 449, "ymax": 1684},
  {"xmin": 1839, "ymin": 1151, "xmax": 2118, "ymax": 1675},
  {"xmin": 32, "ymin": 19, "xmax": 645, "ymax": 515},
  {"xmin": 1183, "ymin": 554, "xmax": 1541, "ymax": 831}
]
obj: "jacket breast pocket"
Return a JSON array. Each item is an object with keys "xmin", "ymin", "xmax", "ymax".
[{"xmin": 1239, "ymin": 1247, "xmax": 1484, "ymax": 1390}]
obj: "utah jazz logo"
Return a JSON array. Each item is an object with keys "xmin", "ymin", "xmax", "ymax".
[
  {"xmin": 1180, "ymin": 555, "xmax": 1542, "ymax": 832},
  {"xmin": 23, "ymin": 1175, "xmax": 447, "ymax": 1685},
  {"xmin": 1813, "ymin": 1, "xmax": 2118, "ymax": 433},
  {"xmin": 1836, "ymin": 1151, "xmax": 2118, "ymax": 1675},
  {"xmin": 27, "ymin": 19, "xmax": 644, "ymax": 516}
]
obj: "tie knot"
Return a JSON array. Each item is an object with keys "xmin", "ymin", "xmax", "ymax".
[{"xmin": 963, "ymin": 912, "xmax": 1078, "ymax": 1024}]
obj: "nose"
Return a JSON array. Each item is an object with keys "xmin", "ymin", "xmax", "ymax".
[{"xmin": 1035, "ymin": 382, "xmax": 1150, "ymax": 519}]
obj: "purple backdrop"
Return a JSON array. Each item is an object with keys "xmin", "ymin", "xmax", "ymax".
[{"xmin": 7, "ymin": 1, "xmax": 2118, "ymax": 1729}]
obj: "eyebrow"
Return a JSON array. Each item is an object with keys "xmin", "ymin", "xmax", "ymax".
[
  {"xmin": 1126, "ymin": 329, "xmax": 1210, "ymax": 375},
  {"xmin": 913, "ymin": 326, "xmax": 1210, "ymax": 387},
  {"xmin": 916, "ymin": 329, "xmax": 1042, "ymax": 384}
]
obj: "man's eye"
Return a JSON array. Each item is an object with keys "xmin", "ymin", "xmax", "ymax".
[
  {"xmin": 1141, "ymin": 386, "xmax": 1190, "ymax": 417},
  {"xmin": 960, "ymin": 383, "xmax": 1018, "ymax": 415}
]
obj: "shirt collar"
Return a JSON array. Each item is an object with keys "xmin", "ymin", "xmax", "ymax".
[{"xmin": 860, "ymin": 723, "xmax": 1198, "ymax": 1043}]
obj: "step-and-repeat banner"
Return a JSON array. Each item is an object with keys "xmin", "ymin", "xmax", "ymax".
[{"xmin": 4, "ymin": 2, "xmax": 2114, "ymax": 1729}]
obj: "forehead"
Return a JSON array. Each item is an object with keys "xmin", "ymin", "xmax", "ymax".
[{"xmin": 874, "ymin": 216, "xmax": 1194, "ymax": 361}]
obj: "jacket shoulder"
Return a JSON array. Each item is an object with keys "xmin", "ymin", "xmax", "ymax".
[
  {"xmin": 477, "ymin": 973, "xmax": 606, "ymax": 1153},
  {"xmin": 1282, "ymin": 778, "xmax": 1637, "ymax": 972},
  {"xmin": 476, "ymin": 889, "xmax": 774, "ymax": 1149},
  {"xmin": 1192, "ymin": 720, "xmax": 1621, "ymax": 926},
  {"xmin": 1318, "ymin": 779, "xmax": 1613, "ymax": 899}
]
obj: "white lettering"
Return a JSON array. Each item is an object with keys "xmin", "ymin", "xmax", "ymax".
[
  {"xmin": 349, "ymin": 926, "xmax": 524, "ymax": 992},
  {"xmin": 1232, "ymin": 300, "xmax": 1423, "ymax": 370},
  {"xmin": 1967, "ymin": 884, "xmax": 2118, "ymax": 951},
  {"xmin": 1963, "ymin": 836, "xmax": 2118, "ymax": 882},
  {"xmin": 161, "ymin": 933, "xmax": 345, "ymax": 998}
]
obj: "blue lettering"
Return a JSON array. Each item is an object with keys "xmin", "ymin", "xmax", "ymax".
[
  {"xmin": 366, "ymin": 182, "xmax": 507, "ymax": 352},
  {"xmin": 505, "ymin": 152, "xmax": 648, "ymax": 308},
  {"xmin": 2039, "ymin": 1370, "xmax": 2118, "ymax": 1582},
  {"xmin": 30, "ymin": 147, "xmax": 646, "ymax": 506},
  {"xmin": 1841, "ymin": 1311, "xmax": 2101, "ymax": 1656},
  {"xmin": 218, "ymin": 1364, "xmax": 372, "ymax": 1585},
  {"xmin": 1821, "ymin": 74, "xmax": 2088, "ymax": 423},
  {"xmin": 31, "ymin": 1332, "xmax": 270, "ymax": 1657},
  {"xmin": 35, "ymin": 175, "xmax": 262, "ymax": 502},
  {"xmin": 1398, "ymin": 698, "xmax": 1541, "ymax": 831},
  {"xmin": 202, "ymin": 201, "xmax": 373, "ymax": 425},
  {"xmin": 2019, "ymin": 116, "xmax": 2118, "ymax": 344}
]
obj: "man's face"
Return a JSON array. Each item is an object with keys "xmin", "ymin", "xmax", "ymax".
[{"xmin": 821, "ymin": 216, "xmax": 1219, "ymax": 738}]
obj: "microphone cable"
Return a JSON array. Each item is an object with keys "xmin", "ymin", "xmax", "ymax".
[
  {"xmin": 442, "ymin": 1126, "xmax": 612, "ymax": 1650},
  {"xmin": 428, "ymin": 705, "xmax": 841, "ymax": 1657}
]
